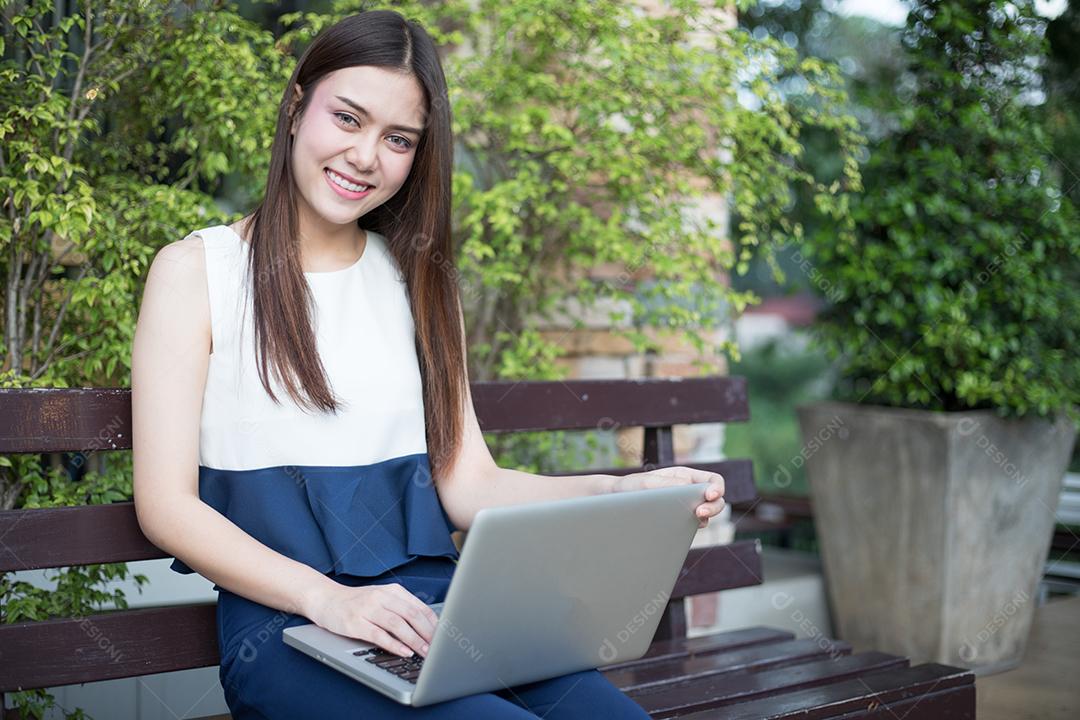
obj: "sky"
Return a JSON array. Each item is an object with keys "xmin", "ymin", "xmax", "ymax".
[{"xmin": 835, "ymin": 0, "xmax": 1068, "ymax": 25}]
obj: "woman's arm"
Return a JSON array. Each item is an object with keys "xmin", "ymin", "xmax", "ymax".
[
  {"xmin": 433, "ymin": 379, "xmax": 616, "ymax": 533},
  {"xmin": 433, "ymin": 310, "xmax": 726, "ymax": 532},
  {"xmin": 131, "ymin": 237, "xmax": 336, "ymax": 618}
]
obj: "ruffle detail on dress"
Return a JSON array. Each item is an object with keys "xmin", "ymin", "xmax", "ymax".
[{"xmin": 170, "ymin": 453, "xmax": 460, "ymax": 578}]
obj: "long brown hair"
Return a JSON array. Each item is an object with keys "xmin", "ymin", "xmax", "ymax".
[{"xmin": 241, "ymin": 10, "xmax": 466, "ymax": 483}]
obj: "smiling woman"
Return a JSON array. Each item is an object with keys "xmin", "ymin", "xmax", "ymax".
[{"xmin": 129, "ymin": 7, "xmax": 675, "ymax": 720}]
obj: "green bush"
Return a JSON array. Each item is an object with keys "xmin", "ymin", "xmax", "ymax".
[
  {"xmin": 1, "ymin": 1, "xmax": 288, "ymax": 716},
  {"xmin": 803, "ymin": 0, "xmax": 1080, "ymax": 421}
]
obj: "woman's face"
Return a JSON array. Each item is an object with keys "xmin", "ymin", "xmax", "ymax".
[{"xmin": 290, "ymin": 66, "xmax": 426, "ymax": 232}]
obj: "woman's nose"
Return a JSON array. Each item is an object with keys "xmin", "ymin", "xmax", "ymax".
[{"xmin": 344, "ymin": 133, "xmax": 379, "ymax": 172}]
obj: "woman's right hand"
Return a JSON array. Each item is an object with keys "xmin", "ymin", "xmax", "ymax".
[{"xmin": 303, "ymin": 581, "xmax": 439, "ymax": 658}]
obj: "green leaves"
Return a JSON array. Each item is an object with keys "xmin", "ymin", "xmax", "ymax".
[
  {"xmin": 1, "ymin": 12, "xmax": 254, "ymax": 711},
  {"xmin": 803, "ymin": 0, "xmax": 1080, "ymax": 422},
  {"xmin": 387, "ymin": 0, "xmax": 862, "ymax": 387},
  {"xmin": 1, "ymin": 0, "xmax": 279, "ymax": 396}
]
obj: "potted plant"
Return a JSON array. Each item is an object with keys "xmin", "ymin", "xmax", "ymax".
[{"xmin": 797, "ymin": 0, "xmax": 1079, "ymax": 674}]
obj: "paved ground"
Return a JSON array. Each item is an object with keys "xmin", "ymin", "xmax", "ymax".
[{"xmin": 977, "ymin": 594, "xmax": 1080, "ymax": 719}]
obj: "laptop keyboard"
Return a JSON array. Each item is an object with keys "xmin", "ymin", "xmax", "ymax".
[{"xmin": 353, "ymin": 647, "xmax": 425, "ymax": 684}]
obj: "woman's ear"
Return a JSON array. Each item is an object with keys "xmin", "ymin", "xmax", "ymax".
[{"xmin": 289, "ymin": 83, "xmax": 305, "ymax": 136}]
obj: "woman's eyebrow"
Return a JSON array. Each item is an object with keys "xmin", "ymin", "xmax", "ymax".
[{"xmin": 333, "ymin": 95, "xmax": 424, "ymax": 135}]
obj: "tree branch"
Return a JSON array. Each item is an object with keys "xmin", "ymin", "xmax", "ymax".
[
  {"xmin": 4, "ymin": 238, "xmax": 20, "ymax": 373},
  {"xmin": 30, "ymin": 331, "xmax": 95, "ymax": 382},
  {"xmin": 59, "ymin": 0, "xmax": 94, "ymax": 151},
  {"xmin": 14, "ymin": 250, "xmax": 41, "ymax": 372},
  {"xmin": 0, "ymin": 472, "xmax": 27, "ymax": 512},
  {"xmin": 28, "ymin": 17, "xmax": 50, "ymax": 82},
  {"xmin": 41, "ymin": 264, "xmax": 90, "ymax": 370}
]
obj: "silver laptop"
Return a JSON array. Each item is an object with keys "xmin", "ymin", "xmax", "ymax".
[{"xmin": 283, "ymin": 482, "xmax": 707, "ymax": 706}]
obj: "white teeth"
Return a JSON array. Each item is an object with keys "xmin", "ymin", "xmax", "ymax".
[{"xmin": 326, "ymin": 169, "xmax": 370, "ymax": 193}]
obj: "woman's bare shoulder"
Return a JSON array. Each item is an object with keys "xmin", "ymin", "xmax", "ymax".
[
  {"xmin": 148, "ymin": 233, "xmax": 207, "ymax": 287},
  {"xmin": 139, "ymin": 231, "xmax": 212, "ymax": 352},
  {"xmin": 144, "ymin": 233, "xmax": 207, "ymax": 288}
]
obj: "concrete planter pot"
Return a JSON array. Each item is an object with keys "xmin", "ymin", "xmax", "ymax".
[{"xmin": 797, "ymin": 402, "xmax": 1076, "ymax": 675}]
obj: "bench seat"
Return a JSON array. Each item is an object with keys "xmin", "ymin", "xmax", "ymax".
[
  {"xmin": 600, "ymin": 627, "xmax": 973, "ymax": 718},
  {"xmin": 181, "ymin": 626, "xmax": 971, "ymax": 720}
]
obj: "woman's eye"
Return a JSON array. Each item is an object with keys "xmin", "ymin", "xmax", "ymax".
[
  {"xmin": 334, "ymin": 113, "xmax": 412, "ymax": 150},
  {"xmin": 334, "ymin": 112, "xmax": 358, "ymax": 127}
]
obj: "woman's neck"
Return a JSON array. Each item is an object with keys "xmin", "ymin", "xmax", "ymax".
[{"xmin": 231, "ymin": 213, "xmax": 367, "ymax": 273}]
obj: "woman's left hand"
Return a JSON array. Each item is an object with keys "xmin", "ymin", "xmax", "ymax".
[{"xmin": 611, "ymin": 466, "xmax": 725, "ymax": 529}]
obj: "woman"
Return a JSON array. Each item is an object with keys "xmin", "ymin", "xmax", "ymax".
[{"xmin": 131, "ymin": 9, "xmax": 725, "ymax": 718}]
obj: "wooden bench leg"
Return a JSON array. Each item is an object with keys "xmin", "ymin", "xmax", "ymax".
[{"xmin": 652, "ymin": 601, "xmax": 687, "ymax": 642}]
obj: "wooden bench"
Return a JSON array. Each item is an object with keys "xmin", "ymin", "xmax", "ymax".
[{"xmin": 0, "ymin": 376, "xmax": 976, "ymax": 718}]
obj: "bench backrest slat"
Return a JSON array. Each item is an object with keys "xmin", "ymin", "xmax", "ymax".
[
  {"xmin": 675, "ymin": 541, "xmax": 762, "ymax": 597},
  {"xmin": 0, "ymin": 460, "xmax": 756, "ymax": 573},
  {"xmin": 0, "ymin": 387, "xmax": 133, "ymax": 453},
  {"xmin": 0, "ymin": 604, "xmax": 218, "ymax": 692},
  {"xmin": 0, "ymin": 377, "xmax": 749, "ymax": 452}
]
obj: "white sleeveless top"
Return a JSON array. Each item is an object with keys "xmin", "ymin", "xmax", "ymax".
[{"xmin": 169, "ymin": 223, "xmax": 460, "ymax": 581}]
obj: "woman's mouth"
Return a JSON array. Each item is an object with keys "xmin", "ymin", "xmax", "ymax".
[{"xmin": 324, "ymin": 168, "xmax": 374, "ymax": 199}]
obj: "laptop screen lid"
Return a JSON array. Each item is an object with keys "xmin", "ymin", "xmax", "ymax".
[{"xmin": 411, "ymin": 482, "xmax": 707, "ymax": 706}]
